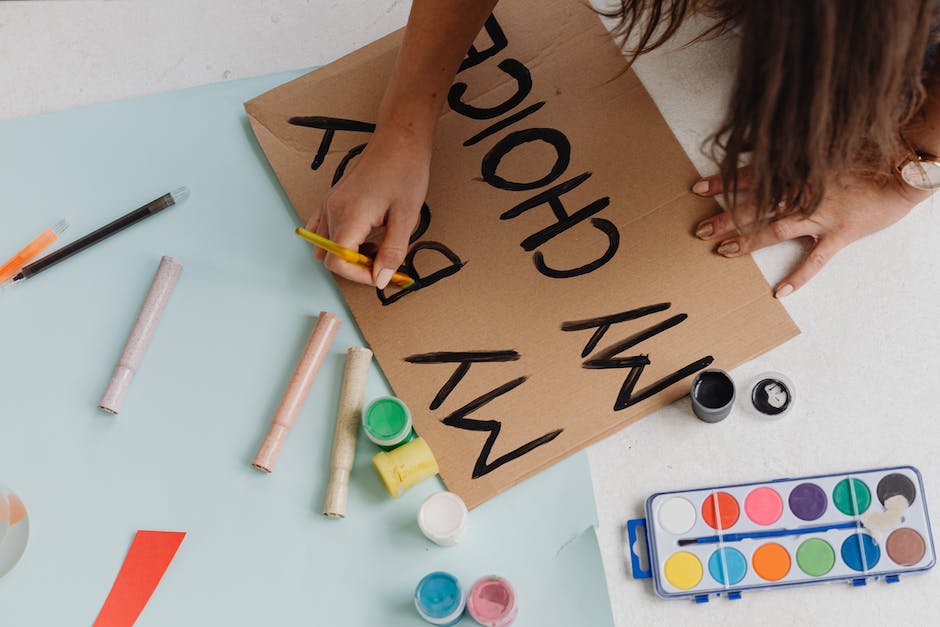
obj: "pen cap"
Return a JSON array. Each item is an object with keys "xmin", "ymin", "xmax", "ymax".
[
  {"xmin": 323, "ymin": 469, "xmax": 351, "ymax": 519},
  {"xmin": 372, "ymin": 437, "xmax": 439, "ymax": 498},
  {"xmin": 98, "ymin": 366, "xmax": 134, "ymax": 415},
  {"xmin": 252, "ymin": 424, "xmax": 290, "ymax": 473},
  {"xmin": 97, "ymin": 256, "xmax": 183, "ymax": 415}
]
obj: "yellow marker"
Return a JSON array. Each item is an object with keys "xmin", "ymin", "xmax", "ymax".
[
  {"xmin": 372, "ymin": 437, "xmax": 439, "ymax": 498},
  {"xmin": 294, "ymin": 227, "xmax": 415, "ymax": 289},
  {"xmin": 0, "ymin": 220, "xmax": 70, "ymax": 283}
]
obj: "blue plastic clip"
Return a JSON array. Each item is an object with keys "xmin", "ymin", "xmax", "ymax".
[
  {"xmin": 626, "ymin": 519, "xmax": 652, "ymax": 579},
  {"xmin": 852, "ymin": 578, "xmax": 867, "ymax": 587},
  {"xmin": 727, "ymin": 591, "xmax": 742, "ymax": 600},
  {"xmin": 694, "ymin": 595, "xmax": 709, "ymax": 604},
  {"xmin": 885, "ymin": 575, "xmax": 900, "ymax": 584}
]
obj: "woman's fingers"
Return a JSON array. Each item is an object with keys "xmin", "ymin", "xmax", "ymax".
[
  {"xmin": 306, "ymin": 213, "xmax": 327, "ymax": 261},
  {"xmin": 694, "ymin": 209, "xmax": 739, "ymax": 240},
  {"xmin": 372, "ymin": 204, "xmax": 418, "ymax": 289},
  {"xmin": 773, "ymin": 236, "xmax": 846, "ymax": 298},
  {"xmin": 704, "ymin": 211, "xmax": 841, "ymax": 298},
  {"xmin": 314, "ymin": 192, "xmax": 419, "ymax": 288},
  {"xmin": 691, "ymin": 166, "xmax": 753, "ymax": 197},
  {"xmin": 311, "ymin": 213, "xmax": 331, "ymax": 262},
  {"xmin": 712, "ymin": 214, "xmax": 821, "ymax": 258},
  {"xmin": 695, "ymin": 201, "xmax": 764, "ymax": 241},
  {"xmin": 323, "ymin": 210, "xmax": 377, "ymax": 285}
]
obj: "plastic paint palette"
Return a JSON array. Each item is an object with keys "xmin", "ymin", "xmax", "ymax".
[{"xmin": 628, "ymin": 466, "xmax": 935, "ymax": 602}]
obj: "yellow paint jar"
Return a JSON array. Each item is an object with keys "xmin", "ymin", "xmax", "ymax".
[{"xmin": 372, "ymin": 437, "xmax": 439, "ymax": 498}]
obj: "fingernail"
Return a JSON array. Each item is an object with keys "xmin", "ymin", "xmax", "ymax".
[
  {"xmin": 717, "ymin": 241, "xmax": 740, "ymax": 256},
  {"xmin": 775, "ymin": 283, "xmax": 793, "ymax": 299},
  {"xmin": 691, "ymin": 180, "xmax": 710, "ymax": 195},
  {"xmin": 376, "ymin": 268, "xmax": 394, "ymax": 290},
  {"xmin": 695, "ymin": 222, "xmax": 714, "ymax": 239}
]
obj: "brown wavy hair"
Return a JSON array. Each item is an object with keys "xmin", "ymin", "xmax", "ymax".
[{"xmin": 602, "ymin": 0, "xmax": 937, "ymax": 225}]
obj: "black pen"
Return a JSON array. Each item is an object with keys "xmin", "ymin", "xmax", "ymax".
[{"xmin": 3, "ymin": 187, "xmax": 189, "ymax": 286}]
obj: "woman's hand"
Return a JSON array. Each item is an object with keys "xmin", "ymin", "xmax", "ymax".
[
  {"xmin": 306, "ymin": 128, "xmax": 431, "ymax": 289},
  {"xmin": 304, "ymin": 0, "xmax": 497, "ymax": 289},
  {"xmin": 691, "ymin": 171, "xmax": 930, "ymax": 297}
]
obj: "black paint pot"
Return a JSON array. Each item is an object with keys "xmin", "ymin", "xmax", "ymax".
[{"xmin": 690, "ymin": 369, "xmax": 736, "ymax": 423}]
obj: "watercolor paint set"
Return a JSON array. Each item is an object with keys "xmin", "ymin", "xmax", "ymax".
[{"xmin": 627, "ymin": 466, "xmax": 935, "ymax": 602}]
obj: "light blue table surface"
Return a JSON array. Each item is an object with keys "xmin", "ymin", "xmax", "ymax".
[{"xmin": 0, "ymin": 71, "xmax": 614, "ymax": 626}]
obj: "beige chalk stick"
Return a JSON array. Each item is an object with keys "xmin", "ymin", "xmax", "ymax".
[{"xmin": 323, "ymin": 346, "xmax": 373, "ymax": 518}]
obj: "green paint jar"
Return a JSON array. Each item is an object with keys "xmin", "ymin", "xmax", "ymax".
[{"xmin": 362, "ymin": 396, "xmax": 416, "ymax": 450}]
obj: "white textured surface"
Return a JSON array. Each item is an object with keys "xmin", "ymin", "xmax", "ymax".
[
  {"xmin": 3, "ymin": 2, "xmax": 938, "ymax": 625},
  {"xmin": 0, "ymin": 0, "xmax": 410, "ymax": 120}
]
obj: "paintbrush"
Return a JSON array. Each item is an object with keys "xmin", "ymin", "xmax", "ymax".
[
  {"xmin": 294, "ymin": 227, "xmax": 415, "ymax": 289},
  {"xmin": 678, "ymin": 521, "xmax": 860, "ymax": 546}
]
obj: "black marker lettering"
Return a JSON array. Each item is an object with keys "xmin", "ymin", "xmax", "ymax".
[
  {"xmin": 584, "ymin": 314, "xmax": 689, "ymax": 363},
  {"xmin": 377, "ymin": 242, "xmax": 465, "ymax": 306},
  {"xmin": 601, "ymin": 356, "xmax": 715, "ymax": 410},
  {"xmin": 503, "ymin": 173, "xmax": 609, "ymax": 248},
  {"xmin": 449, "ymin": 59, "xmax": 533, "ymax": 120},
  {"xmin": 458, "ymin": 15, "xmax": 508, "ymax": 73},
  {"xmin": 331, "ymin": 143, "xmax": 366, "ymax": 185},
  {"xmin": 410, "ymin": 203, "xmax": 432, "ymax": 244},
  {"xmin": 481, "ymin": 128, "xmax": 570, "ymax": 191},
  {"xmin": 561, "ymin": 303, "xmax": 672, "ymax": 357},
  {"xmin": 404, "ymin": 350, "xmax": 520, "ymax": 410},
  {"xmin": 533, "ymin": 218, "xmax": 620, "ymax": 278},
  {"xmin": 288, "ymin": 116, "xmax": 375, "ymax": 171},
  {"xmin": 463, "ymin": 101, "xmax": 545, "ymax": 147},
  {"xmin": 519, "ymin": 198, "xmax": 609, "ymax": 250},
  {"xmin": 565, "ymin": 305, "xmax": 712, "ymax": 411},
  {"xmin": 499, "ymin": 172, "xmax": 620, "ymax": 278},
  {"xmin": 441, "ymin": 377, "xmax": 563, "ymax": 478},
  {"xmin": 501, "ymin": 172, "xmax": 589, "ymax": 219}
]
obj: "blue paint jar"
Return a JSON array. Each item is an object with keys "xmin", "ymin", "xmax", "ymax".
[{"xmin": 414, "ymin": 571, "xmax": 466, "ymax": 626}]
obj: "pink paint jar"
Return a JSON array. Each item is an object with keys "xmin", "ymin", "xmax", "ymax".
[{"xmin": 467, "ymin": 576, "xmax": 517, "ymax": 627}]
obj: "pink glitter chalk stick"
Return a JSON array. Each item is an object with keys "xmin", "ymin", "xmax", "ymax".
[
  {"xmin": 252, "ymin": 311, "xmax": 341, "ymax": 472},
  {"xmin": 99, "ymin": 256, "xmax": 183, "ymax": 415}
]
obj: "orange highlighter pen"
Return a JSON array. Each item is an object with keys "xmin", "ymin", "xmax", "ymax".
[{"xmin": 0, "ymin": 219, "xmax": 70, "ymax": 283}]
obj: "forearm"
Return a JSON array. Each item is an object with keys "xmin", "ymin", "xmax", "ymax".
[{"xmin": 377, "ymin": 0, "xmax": 498, "ymax": 148}]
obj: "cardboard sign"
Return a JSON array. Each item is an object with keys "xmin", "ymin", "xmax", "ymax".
[{"xmin": 245, "ymin": 0, "xmax": 799, "ymax": 509}]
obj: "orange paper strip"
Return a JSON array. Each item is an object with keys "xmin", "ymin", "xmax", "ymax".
[{"xmin": 93, "ymin": 530, "xmax": 185, "ymax": 627}]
